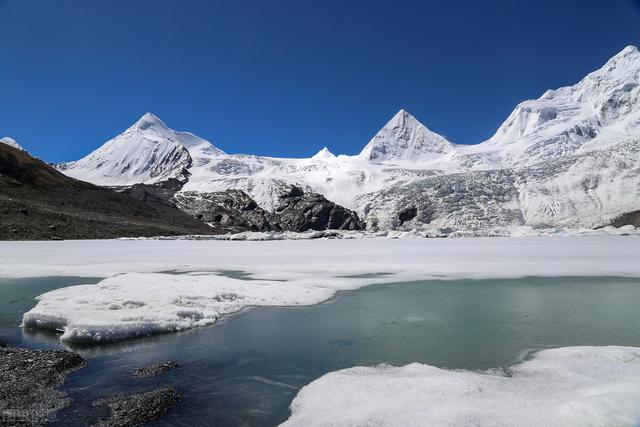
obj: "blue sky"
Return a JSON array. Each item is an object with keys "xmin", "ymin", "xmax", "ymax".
[{"xmin": 1, "ymin": 0, "xmax": 639, "ymax": 162}]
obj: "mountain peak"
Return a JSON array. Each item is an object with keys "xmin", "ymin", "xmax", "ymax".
[
  {"xmin": 60, "ymin": 113, "xmax": 224, "ymax": 186},
  {"xmin": 312, "ymin": 147, "xmax": 336, "ymax": 159},
  {"xmin": 133, "ymin": 112, "xmax": 170, "ymax": 131},
  {"xmin": 359, "ymin": 110, "xmax": 454, "ymax": 161},
  {"xmin": 599, "ymin": 45, "xmax": 640, "ymax": 73},
  {"xmin": 387, "ymin": 109, "xmax": 413, "ymax": 126},
  {"xmin": 482, "ymin": 45, "xmax": 640, "ymax": 162},
  {"xmin": 617, "ymin": 45, "xmax": 639, "ymax": 57},
  {"xmin": 0, "ymin": 137, "xmax": 24, "ymax": 151}
]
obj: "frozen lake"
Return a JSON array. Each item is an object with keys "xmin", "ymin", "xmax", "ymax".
[{"xmin": 3, "ymin": 274, "xmax": 640, "ymax": 425}]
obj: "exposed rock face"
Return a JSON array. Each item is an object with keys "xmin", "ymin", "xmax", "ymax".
[
  {"xmin": 605, "ymin": 210, "xmax": 640, "ymax": 228},
  {"xmin": 274, "ymin": 185, "xmax": 365, "ymax": 232},
  {"xmin": 174, "ymin": 190, "xmax": 278, "ymax": 232},
  {"xmin": 120, "ymin": 177, "xmax": 364, "ymax": 233},
  {"xmin": 397, "ymin": 206, "xmax": 418, "ymax": 225},
  {"xmin": 173, "ymin": 186, "xmax": 365, "ymax": 232}
]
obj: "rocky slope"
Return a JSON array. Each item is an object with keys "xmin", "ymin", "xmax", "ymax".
[
  {"xmin": 273, "ymin": 184, "xmax": 365, "ymax": 231},
  {"xmin": 0, "ymin": 143, "xmax": 219, "ymax": 240},
  {"xmin": 55, "ymin": 46, "xmax": 640, "ymax": 234},
  {"xmin": 1, "ymin": 136, "xmax": 24, "ymax": 151},
  {"xmin": 127, "ymin": 181, "xmax": 365, "ymax": 232}
]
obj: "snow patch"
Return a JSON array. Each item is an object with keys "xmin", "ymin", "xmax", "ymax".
[{"xmin": 283, "ymin": 346, "xmax": 640, "ymax": 427}]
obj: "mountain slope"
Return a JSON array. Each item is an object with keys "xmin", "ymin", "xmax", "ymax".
[
  {"xmin": 0, "ymin": 137, "xmax": 24, "ymax": 151},
  {"xmin": 0, "ymin": 143, "xmax": 218, "ymax": 240},
  {"xmin": 477, "ymin": 45, "xmax": 640, "ymax": 165}
]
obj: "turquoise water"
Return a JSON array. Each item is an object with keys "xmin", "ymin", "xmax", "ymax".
[
  {"xmin": 2, "ymin": 276, "xmax": 640, "ymax": 426},
  {"xmin": 0, "ymin": 276, "xmax": 102, "ymax": 348}
]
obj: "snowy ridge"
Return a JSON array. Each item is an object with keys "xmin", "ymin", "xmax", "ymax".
[
  {"xmin": 1, "ymin": 136, "xmax": 24, "ymax": 151},
  {"xmin": 479, "ymin": 45, "xmax": 640, "ymax": 164},
  {"xmin": 55, "ymin": 46, "xmax": 640, "ymax": 232},
  {"xmin": 60, "ymin": 113, "xmax": 224, "ymax": 186}
]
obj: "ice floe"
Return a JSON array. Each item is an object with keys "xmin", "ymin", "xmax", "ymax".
[
  {"xmin": 283, "ymin": 346, "xmax": 640, "ymax": 427},
  {"xmin": 3, "ymin": 236, "xmax": 638, "ymax": 342}
]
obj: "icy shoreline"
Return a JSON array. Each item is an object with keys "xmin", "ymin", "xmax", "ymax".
[
  {"xmin": 1, "ymin": 236, "xmax": 639, "ymax": 343},
  {"xmin": 282, "ymin": 346, "xmax": 640, "ymax": 427},
  {"xmin": 121, "ymin": 224, "xmax": 640, "ymax": 241}
]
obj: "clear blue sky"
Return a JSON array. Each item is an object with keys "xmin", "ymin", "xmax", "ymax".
[{"xmin": 1, "ymin": 0, "xmax": 639, "ymax": 162}]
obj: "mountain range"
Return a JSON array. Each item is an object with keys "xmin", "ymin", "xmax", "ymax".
[{"xmin": 5, "ymin": 45, "xmax": 640, "ymax": 235}]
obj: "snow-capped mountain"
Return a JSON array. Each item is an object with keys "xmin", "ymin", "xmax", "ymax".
[
  {"xmin": 312, "ymin": 147, "xmax": 336, "ymax": 159},
  {"xmin": 60, "ymin": 113, "xmax": 224, "ymax": 186},
  {"xmin": 57, "ymin": 46, "xmax": 640, "ymax": 233},
  {"xmin": 478, "ymin": 45, "xmax": 640, "ymax": 164},
  {"xmin": 1, "ymin": 137, "xmax": 24, "ymax": 151},
  {"xmin": 359, "ymin": 109, "xmax": 455, "ymax": 161}
]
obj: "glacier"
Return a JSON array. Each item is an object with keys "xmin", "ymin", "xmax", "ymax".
[{"xmin": 56, "ymin": 46, "xmax": 640, "ymax": 233}]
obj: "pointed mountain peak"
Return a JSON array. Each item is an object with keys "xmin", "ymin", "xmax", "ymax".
[
  {"xmin": 0, "ymin": 137, "xmax": 24, "ymax": 151},
  {"xmin": 132, "ymin": 112, "xmax": 170, "ymax": 131},
  {"xmin": 359, "ymin": 110, "xmax": 454, "ymax": 161},
  {"xmin": 312, "ymin": 147, "xmax": 336, "ymax": 159},
  {"xmin": 60, "ymin": 113, "xmax": 224, "ymax": 186},
  {"xmin": 617, "ymin": 45, "xmax": 639, "ymax": 57},
  {"xmin": 387, "ymin": 109, "xmax": 416, "ymax": 126},
  {"xmin": 483, "ymin": 44, "xmax": 640, "ymax": 159},
  {"xmin": 600, "ymin": 45, "xmax": 640, "ymax": 71}
]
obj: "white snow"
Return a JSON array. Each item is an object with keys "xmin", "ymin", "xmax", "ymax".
[
  {"xmin": 2, "ymin": 236, "xmax": 638, "ymax": 342},
  {"xmin": 55, "ymin": 47, "xmax": 640, "ymax": 232},
  {"xmin": 59, "ymin": 113, "xmax": 225, "ymax": 186},
  {"xmin": 358, "ymin": 109, "xmax": 455, "ymax": 161},
  {"xmin": 311, "ymin": 147, "xmax": 336, "ymax": 159},
  {"xmin": 481, "ymin": 45, "xmax": 640, "ymax": 164},
  {"xmin": 22, "ymin": 271, "xmax": 341, "ymax": 342},
  {"xmin": 0, "ymin": 136, "xmax": 24, "ymax": 151},
  {"xmin": 282, "ymin": 346, "xmax": 640, "ymax": 427}
]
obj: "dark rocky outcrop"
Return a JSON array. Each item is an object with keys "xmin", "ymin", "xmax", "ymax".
[
  {"xmin": 132, "ymin": 361, "xmax": 179, "ymax": 378},
  {"xmin": 91, "ymin": 388, "xmax": 180, "ymax": 427},
  {"xmin": 604, "ymin": 210, "xmax": 640, "ymax": 228},
  {"xmin": 133, "ymin": 180, "xmax": 366, "ymax": 233},
  {"xmin": 397, "ymin": 206, "xmax": 418, "ymax": 225},
  {"xmin": 0, "ymin": 345, "xmax": 85, "ymax": 426},
  {"xmin": 274, "ymin": 185, "xmax": 365, "ymax": 231},
  {"xmin": 120, "ymin": 178, "xmax": 185, "ymax": 215},
  {"xmin": 0, "ymin": 144, "xmax": 218, "ymax": 240},
  {"xmin": 174, "ymin": 190, "xmax": 278, "ymax": 232}
]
